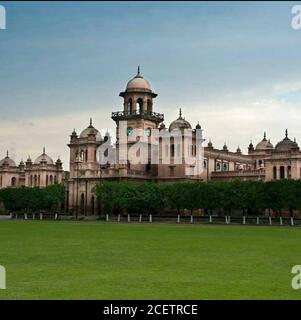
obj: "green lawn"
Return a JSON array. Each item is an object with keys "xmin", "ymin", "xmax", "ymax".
[{"xmin": 0, "ymin": 220, "xmax": 300, "ymax": 300}]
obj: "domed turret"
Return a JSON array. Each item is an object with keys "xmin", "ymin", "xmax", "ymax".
[
  {"xmin": 274, "ymin": 129, "xmax": 299, "ymax": 152},
  {"xmin": 169, "ymin": 108, "xmax": 192, "ymax": 131},
  {"xmin": 34, "ymin": 147, "xmax": 54, "ymax": 165},
  {"xmin": 248, "ymin": 141, "xmax": 254, "ymax": 153},
  {"xmin": 222, "ymin": 142, "xmax": 228, "ymax": 152},
  {"xmin": 255, "ymin": 132, "xmax": 274, "ymax": 151},
  {"xmin": 195, "ymin": 122, "xmax": 201, "ymax": 130},
  {"xmin": 236, "ymin": 146, "xmax": 242, "ymax": 154},
  {"xmin": 79, "ymin": 118, "xmax": 101, "ymax": 140},
  {"xmin": 0, "ymin": 151, "xmax": 16, "ymax": 167},
  {"xmin": 126, "ymin": 66, "xmax": 152, "ymax": 92},
  {"xmin": 207, "ymin": 139, "xmax": 213, "ymax": 149}
]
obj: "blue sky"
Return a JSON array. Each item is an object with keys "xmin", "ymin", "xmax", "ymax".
[{"xmin": 1, "ymin": 1, "xmax": 301, "ymax": 167}]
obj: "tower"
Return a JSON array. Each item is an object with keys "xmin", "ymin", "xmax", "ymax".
[{"xmin": 112, "ymin": 67, "xmax": 164, "ymax": 173}]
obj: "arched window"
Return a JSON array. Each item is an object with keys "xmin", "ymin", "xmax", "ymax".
[
  {"xmin": 34, "ymin": 175, "xmax": 37, "ymax": 187},
  {"xmin": 280, "ymin": 166, "xmax": 285, "ymax": 179},
  {"xmin": 171, "ymin": 144, "xmax": 175, "ymax": 157},
  {"xmin": 136, "ymin": 98, "xmax": 143, "ymax": 114},
  {"xmin": 46, "ymin": 175, "xmax": 49, "ymax": 186},
  {"xmin": 147, "ymin": 99, "xmax": 152, "ymax": 113},
  {"xmin": 273, "ymin": 166, "xmax": 277, "ymax": 179},
  {"xmin": 216, "ymin": 162, "xmax": 221, "ymax": 171},
  {"xmin": 50, "ymin": 175, "xmax": 53, "ymax": 185},
  {"xmin": 38, "ymin": 175, "xmax": 40, "ymax": 186},
  {"xmin": 11, "ymin": 177, "xmax": 16, "ymax": 187},
  {"xmin": 85, "ymin": 150, "xmax": 88, "ymax": 162},
  {"xmin": 203, "ymin": 160, "xmax": 207, "ymax": 169},
  {"xmin": 54, "ymin": 175, "xmax": 57, "ymax": 184},
  {"xmin": 127, "ymin": 98, "xmax": 132, "ymax": 114},
  {"xmin": 30, "ymin": 175, "xmax": 33, "ymax": 186}
]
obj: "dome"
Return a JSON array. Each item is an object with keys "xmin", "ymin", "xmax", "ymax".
[
  {"xmin": 126, "ymin": 66, "xmax": 151, "ymax": 91},
  {"xmin": 169, "ymin": 108, "xmax": 192, "ymax": 131},
  {"xmin": 0, "ymin": 151, "xmax": 16, "ymax": 167},
  {"xmin": 274, "ymin": 129, "xmax": 299, "ymax": 152},
  {"xmin": 34, "ymin": 148, "xmax": 54, "ymax": 165},
  {"xmin": 79, "ymin": 118, "xmax": 101, "ymax": 140},
  {"xmin": 255, "ymin": 132, "xmax": 274, "ymax": 151}
]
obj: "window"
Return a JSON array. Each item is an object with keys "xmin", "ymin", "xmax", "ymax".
[
  {"xmin": 171, "ymin": 144, "xmax": 175, "ymax": 157},
  {"xmin": 216, "ymin": 162, "xmax": 221, "ymax": 171},
  {"xmin": 273, "ymin": 166, "xmax": 277, "ymax": 179},
  {"xmin": 280, "ymin": 166, "xmax": 285, "ymax": 179},
  {"xmin": 11, "ymin": 177, "xmax": 16, "ymax": 187},
  {"xmin": 136, "ymin": 98, "xmax": 143, "ymax": 114},
  {"xmin": 223, "ymin": 163, "xmax": 229, "ymax": 171},
  {"xmin": 46, "ymin": 175, "xmax": 49, "ymax": 186},
  {"xmin": 203, "ymin": 160, "xmax": 207, "ymax": 169}
]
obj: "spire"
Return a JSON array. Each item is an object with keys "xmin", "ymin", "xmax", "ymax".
[
  {"xmin": 179, "ymin": 108, "xmax": 182, "ymax": 118},
  {"xmin": 263, "ymin": 131, "xmax": 266, "ymax": 140},
  {"xmin": 90, "ymin": 117, "xmax": 93, "ymax": 127},
  {"xmin": 43, "ymin": 147, "xmax": 45, "ymax": 154},
  {"xmin": 285, "ymin": 129, "xmax": 288, "ymax": 138},
  {"xmin": 137, "ymin": 65, "xmax": 140, "ymax": 76},
  {"xmin": 6, "ymin": 150, "xmax": 8, "ymax": 158}
]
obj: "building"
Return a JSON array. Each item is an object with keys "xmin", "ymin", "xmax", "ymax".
[
  {"xmin": 0, "ymin": 148, "xmax": 64, "ymax": 189},
  {"xmin": 2, "ymin": 68, "xmax": 301, "ymax": 215},
  {"xmin": 66, "ymin": 68, "xmax": 301, "ymax": 215}
]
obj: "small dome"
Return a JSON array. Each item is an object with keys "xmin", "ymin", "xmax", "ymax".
[
  {"xmin": 169, "ymin": 108, "xmax": 192, "ymax": 131},
  {"xmin": 34, "ymin": 148, "xmax": 54, "ymax": 165},
  {"xmin": 255, "ymin": 132, "xmax": 274, "ymax": 151},
  {"xmin": 79, "ymin": 118, "xmax": 101, "ymax": 140},
  {"xmin": 236, "ymin": 146, "xmax": 241, "ymax": 154},
  {"xmin": 223, "ymin": 143, "xmax": 228, "ymax": 152},
  {"xmin": 195, "ymin": 122, "xmax": 201, "ymax": 129},
  {"xmin": 274, "ymin": 129, "xmax": 299, "ymax": 152},
  {"xmin": 0, "ymin": 151, "xmax": 16, "ymax": 167},
  {"xmin": 126, "ymin": 66, "xmax": 151, "ymax": 91},
  {"xmin": 207, "ymin": 139, "xmax": 213, "ymax": 148}
]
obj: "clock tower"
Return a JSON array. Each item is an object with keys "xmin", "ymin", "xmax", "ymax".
[{"xmin": 112, "ymin": 67, "xmax": 164, "ymax": 174}]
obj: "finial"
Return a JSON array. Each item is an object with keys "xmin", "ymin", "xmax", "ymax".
[
  {"xmin": 285, "ymin": 129, "xmax": 288, "ymax": 138},
  {"xmin": 179, "ymin": 108, "xmax": 182, "ymax": 118},
  {"xmin": 43, "ymin": 147, "xmax": 45, "ymax": 154},
  {"xmin": 137, "ymin": 65, "xmax": 140, "ymax": 76},
  {"xmin": 6, "ymin": 150, "xmax": 8, "ymax": 157},
  {"xmin": 294, "ymin": 137, "xmax": 296, "ymax": 142},
  {"xmin": 90, "ymin": 117, "xmax": 93, "ymax": 126},
  {"xmin": 264, "ymin": 131, "xmax": 266, "ymax": 140}
]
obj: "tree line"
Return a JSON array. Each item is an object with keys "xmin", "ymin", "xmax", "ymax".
[
  {"xmin": 95, "ymin": 180, "xmax": 301, "ymax": 217},
  {"xmin": 0, "ymin": 184, "xmax": 65, "ymax": 213}
]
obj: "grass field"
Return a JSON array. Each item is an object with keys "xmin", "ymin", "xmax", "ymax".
[{"xmin": 0, "ymin": 220, "xmax": 300, "ymax": 300}]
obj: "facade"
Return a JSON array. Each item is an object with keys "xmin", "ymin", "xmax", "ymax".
[
  {"xmin": 66, "ymin": 68, "xmax": 301, "ymax": 215},
  {"xmin": 0, "ymin": 148, "xmax": 64, "ymax": 189},
  {"xmin": 2, "ymin": 68, "xmax": 301, "ymax": 215}
]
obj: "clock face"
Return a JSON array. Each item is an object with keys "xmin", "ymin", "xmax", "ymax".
[
  {"xmin": 127, "ymin": 127, "xmax": 133, "ymax": 136},
  {"xmin": 146, "ymin": 127, "xmax": 152, "ymax": 137}
]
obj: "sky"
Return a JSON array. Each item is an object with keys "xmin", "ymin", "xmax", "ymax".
[{"xmin": 1, "ymin": 1, "xmax": 301, "ymax": 169}]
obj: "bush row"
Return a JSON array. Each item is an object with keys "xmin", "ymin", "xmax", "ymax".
[{"xmin": 95, "ymin": 180, "xmax": 301, "ymax": 216}]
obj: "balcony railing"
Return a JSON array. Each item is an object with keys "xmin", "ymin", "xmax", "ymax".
[{"xmin": 112, "ymin": 110, "xmax": 164, "ymax": 122}]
